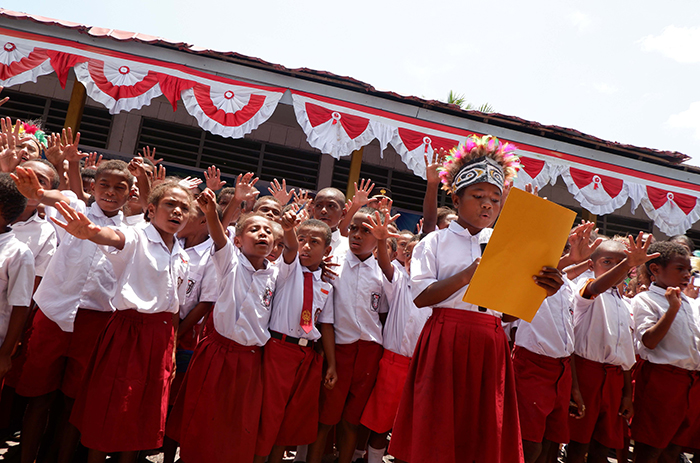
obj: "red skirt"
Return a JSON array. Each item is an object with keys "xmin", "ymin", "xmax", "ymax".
[
  {"xmin": 255, "ymin": 337, "xmax": 323, "ymax": 456},
  {"xmin": 166, "ymin": 330, "xmax": 263, "ymax": 463},
  {"xmin": 360, "ymin": 349, "xmax": 411, "ymax": 434},
  {"xmin": 388, "ymin": 308, "xmax": 523, "ymax": 463},
  {"xmin": 70, "ymin": 309, "xmax": 175, "ymax": 453},
  {"xmin": 4, "ymin": 305, "xmax": 39, "ymax": 388},
  {"xmin": 512, "ymin": 345, "xmax": 572, "ymax": 444}
]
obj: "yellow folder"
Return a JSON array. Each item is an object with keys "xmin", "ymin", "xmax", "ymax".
[{"xmin": 463, "ymin": 187, "xmax": 576, "ymax": 322}]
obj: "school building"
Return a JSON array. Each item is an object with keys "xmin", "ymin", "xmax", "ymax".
[{"xmin": 1, "ymin": 8, "xmax": 699, "ymax": 243}]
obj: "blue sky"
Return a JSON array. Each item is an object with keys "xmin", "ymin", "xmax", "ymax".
[{"xmin": 4, "ymin": 0, "xmax": 700, "ymax": 163}]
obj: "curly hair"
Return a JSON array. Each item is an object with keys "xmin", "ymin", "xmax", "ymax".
[
  {"xmin": 0, "ymin": 173, "xmax": 27, "ymax": 224},
  {"xmin": 645, "ymin": 241, "xmax": 689, "ymax": 273},
  {"xmin": 147, "ymin": 181, "xmax": 194, "ymax": 207},
  {"xmin": 438, "ymin": 135, "xmax": 520, "ymax": 195}
]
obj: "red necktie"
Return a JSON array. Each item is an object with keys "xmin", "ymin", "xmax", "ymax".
[{"xmin": 300, "ymin": 272, "xmax": 314, "ymax": 333}]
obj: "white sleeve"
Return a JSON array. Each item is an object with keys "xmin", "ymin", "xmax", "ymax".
[
  {"xmin": 211, "ymin": 239, "xmax": 237, "ymax": 278},
  {"xmin": 381, "ymin": 262, "xmax": 402, "ymax": 303},
  {"xmin": 99, "ymin": 226, "xmax": 138, "ymax": 277},
  {"xmin": 632, "ymin": 295, "xmax": 659, "ymax": 342},
  {"xmin": 7, "ymin": 249, "xmax": 35, "ymax": 308},
  {"xmin": 33, "ymin": 228, "xmax": 57, "ymax": 277},
  {"xmin": 410, "ymin": 238, "xmax": 437, "ymax": 301},
  {"xmin": 198, "ymin": 256, "xmax": 219, "ymax": 303},
  {"xmin": 45, "ymin": 191, "xmax": 85, "ymax": 243}
]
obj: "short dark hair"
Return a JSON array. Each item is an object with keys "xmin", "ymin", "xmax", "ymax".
[
  {"xmin": 670, "ymin": 235, "xmax": 695, "ymax": 253},
  {"xmin": 645, "ymin": 241, "xmax": 690, "ymax": 272},
  {"xmin": 253, "ymin": 196, "xmax": 282, "ymax": 210},
  {"xmin": 0, "ymin": 173, "xmax": 27, "ymax": 223},
  {"xmin": 20, "ymin": 159, "xmax": 60, "ymax": 189},
  {"xmin": 315, "ymin": 187, "xmax": 346, "ymax": 208},
  {"xmin": 235, "ymin": 212, "xmax": 271, "ymax": 237},
  {"xmin": 356, "ymin": 206, "xmax": 380, "ymax": 219},
  {"xmin": 147, "ymin": 181, "xmax": 193, "ymax": 207},
  {"xmin": 387, "ymin": 237, "xmax": 397, "ymax": 252},
  {"xmin": 590, "ymin": 239, "xmax": 625, "ymax": 261},
  {"xmin": 298, "ymin": 218, "xmax": 332, "ymax": 246},
  {"xmin": 218, "ymin": 187, "xmax": 236, "ymax": 201},
  {"xmin": 437, "ymin": 206, "xmax": 456, "ymax": 223},
  {"xmin": 81, "ymin": 167, "xmax": 96, "ymax": 180},
  {"xmin": 95, "ymin": 160, "xmax": 134, "ymax": 188}
]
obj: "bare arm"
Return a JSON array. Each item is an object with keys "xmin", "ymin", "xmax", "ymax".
[
  {"xmin": 413, "ymin": 258, "xmax": 480, "ymax": 308},
  {"xmin": 11, "ymin": 167, "xmax": 71, "ymax": 207},
  {"xmin": 178, "ymin": 302, "xmax": 214, "ymax": 339},
  {"xmin": 198, "ymin": 188, "xmax": 227, "ymax": 251},
  {"xmin": 280, "ymin": 209, "xmax": 300, "ymax": 265},
  {"xmin": 422, "ymin": 150, "xmax": 444, "ymax": 233},
  {"xmin": 51, "ymin": 201, "xmax": 125, "ymax": 249},
  {"xmin": 365, "ymin": 211, "xmax": 401, "ymax": 282},
  {"xmin": 320, "ymin": 323, "xmax": 337, "ymax": 389}
]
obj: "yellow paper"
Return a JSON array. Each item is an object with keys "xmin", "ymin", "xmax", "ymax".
[{"xmin": 463, "ymin": 188, "xmax": 576, "ymax": 323}]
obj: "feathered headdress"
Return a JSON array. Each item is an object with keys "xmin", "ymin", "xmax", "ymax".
[{"xmin": 16, "ymin": 121, "xmax": 48, "ymax": 150}]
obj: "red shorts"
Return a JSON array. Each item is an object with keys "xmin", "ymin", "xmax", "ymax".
[
  {"xmin": 4, "ymin": 306, "xmax": 39, "ymax": 388},
  {"xmin": 319, "ymin": 340, "xmax": 383, "ymax": 426},
  {"xmin": 255, "ymin": 337, "xmax": 323, "ymax": 456},
  {"xmin": 70, "ymin": 310, "xmax": 175, "ymax": 453},
  {"xmin": 166, "ymin": 330, "xmax": 263, "ymax": 463},
  {"xmin": 360, "ymin": 349, "xmax": 410, "ymax": 434},
  {"xmin": 568, "ymin": 355, "xmax": 626, "ymax": 449},
  {"xmin": 389, "ymin": 309, "xmax": 523, "ymax": 463},
  {"xmin": 513, "ymin": 346, "xmax": 572, "ymax": 444},
  {"xmin": 16, "ymin": 308, "xmax": 111, "ymax": 399},
  {"xmin": 631, "ymin": 361, "xmax": 700, "ymax": 449}
]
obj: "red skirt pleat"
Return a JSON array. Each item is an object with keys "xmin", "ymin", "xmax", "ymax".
[
  {"xmin": 166, "ymin": 330, "xmax": 263, "ymax": 463},
  {"xmin": 388, "ymin": 308, "xmax": 524, "ymax": 463},
  {"xmin": 69, "ymin": 309, "xmax": 175, "ymax": 453}
]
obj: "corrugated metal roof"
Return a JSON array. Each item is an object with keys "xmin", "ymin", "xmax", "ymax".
[{"xmin": 0, "ymin": 8, "xmax": 692, "ymax": 166}]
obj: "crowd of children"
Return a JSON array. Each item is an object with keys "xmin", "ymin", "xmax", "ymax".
[{"xmin": 0, "ymin": 110, "xmax": 699, "ymax": 463}]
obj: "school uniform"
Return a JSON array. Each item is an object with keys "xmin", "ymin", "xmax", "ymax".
[
  {"xmin": 169, "ymin": 237, "xmax": 217, "ymax": 404},
  {"xmin": 389, "ymin": 221, "xmax": 524, "ymax": 463},
  {"xmin": 166, "ymin": 239, "xmax": 277, "ymax": 463},
  {"xmin": 123, "ymin": 213, "xmax": 148, "ymax": 228},
  {"xmin": 360, "ymin": 261, "xmax": 431, "ymax": 434},
  {"xmin": 70, "ymin": 223, "xmax": 188, "ymax": 453},
  {"xmin": 318, "ymin": 251, "xmax": 387, "ymax": 427},
  {"xmin": 513, "ymin": 278, "xmax": 575, "ymax": 444},
  {"xmin": 255, "ymin": 255, "xmax": 333, "ymax": 456},
  {"xmin": 631, "ymin": 284, "xmax": 700, "ymax": 449},
  {"xmin": 329, "ymin": 229, "xmax": 349, "ymax": 260},
  {"xmin": 568, "ymin": 281, "xmax": 636, "ymax": 450},
  {"xmin": 16, "ymin": 202, "xmax": 122, "ymax": 400}
]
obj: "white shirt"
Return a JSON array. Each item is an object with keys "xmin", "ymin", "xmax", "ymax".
[
  {"xmin": 331, "ymin": 251, "xmax": 388, "ymax": 345},
  {"xmin": 270, "ymin": 256, "xmax": 334, "ymax": 342},
  {"xmin": 330, "ymin": 229, "xmax": 349, "ymax": 261},
  {"xmin": 12, "ymin": 210, "xmax": 57, "ymax": 277},
  {"xmin": 211, "ymin": 240, "xmax": 278, "ymax": 346},
  {"xmin": 123, "ymin": 213, "xmax": 148, "ymax": 229},
  {"xmin": 382, "ymin": 262, "xmax": 431, "ymax": 357},
  {"xmin": 102, "ymin": 224, "xmax": 188, "ymax": 314},
  {"xmin": 44, "ymin": 190, "xmax": 82, "ymax": 244},
  {"xmin": 0, "ymin": 233, "xmax": 34, "ymax": 346},
  {"xmin": 34, "ymin": 202, "xmax": 123, "ymax": 332},
  {"xmin": 632, "ymin": 284, "xmax": 700, "ymax": 371},
  {"xmin": 410, "ymin": 221, "xmax": 498, "ymax": 316},
  {"xmin": 515, "ymin": 278, "xmax": 575, "ymax": 358},
  {"xmin": 180, "ymin": 237, "xmax": 218, "ymax": 319},
  {"xmin": 573, "ymin": 280, "xmax": 636, "ymax": 370}
]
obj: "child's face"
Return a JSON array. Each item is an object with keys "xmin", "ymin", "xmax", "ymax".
[
  {"xmin": 218, "ymin": 193, "xmax": 233, "ymax": 209},
  {"xmin": 348, "ymin": 213, "xmax": 378, "ymax": 260},
  {"xmin": 650, "ymin": 254, "xmax": 692, "ymax": 290},
  {"xmin": 148, "ymin": 188, "xmax": 191, "ymax": 237},
  {"xmin": 267, "ymin": 236, "xmax": 284, "ymax": 262},
  {"xmin": 93, "ymin": 170, "xmax": 131, "ymax": 214},
  {"xmin": 298, "ymin": 228, "xmax": 331, "ymax": 271},
  {"xmin": 127, "ymin": 184, "xmax": 141, "ymax": 208},
  {"xmin": 22, "ymin": 162, "xmax": 55, "ymax": 207},
  {"xmin": 255, "ymin": 199, "xmax": 282, "ymax": 221},
  {"xmin": 396, "ymin": 233, "xmax": 413, "ymax": 264},
  {"xmin": 19, "ymin": 140, "xmax": 41, "ymax": 162},
  {"xmin": 589, "ymin": 249, "xmax": 626, "ymax": 280},
  {"xmin": 451, "ymin": 182, "xmax": 502, "ymax": 234},
  {"xmin": 82, "ymin": 176, "xmax": 95, "ymax": 195},
  {"xmin": 235, "ymin": 216, "xmax": 274, "ymax": 259},
  {"xmin": 404, "ymin": 241, "xmax": 418, "ymax": 275},
  {"xmin": 312, "ymin": 192, "xmax": 344, "ymax": 230},
  {"xmin": 438, "ymin": 214, "xmax": 458, "ymax": 230}
]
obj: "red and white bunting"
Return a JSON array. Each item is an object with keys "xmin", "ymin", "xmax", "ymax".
[
  {"xmin": 390, "ymin": 128, "xmax": 459, "ymax": 179},
  {"xmin": 0, "ymin": 37, "xmax": 53, "ymax": 87},
  {"xmin": 181, "ymin": 82, "xmax": 283, "ymax": 139},
  {"xmin": 73, "ymin": 59, "xmax": 162, "ymax": 114},
  {"xmin": 639, "ymin": 186, "xmax": 700, "ymax": 236},
  {"xmin": 513, "ymin": 157, "xmax": 561, "ymax": 191},
  {"xmin": 292, "ymin": 94, "xmax": 375, "ymax": 159},
  {"xmin": 560, "ymin": 167, "xmax": 637, "ymax": 215}
]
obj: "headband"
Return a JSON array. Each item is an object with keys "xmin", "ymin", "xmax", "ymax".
[{"xmin": 453, "ymin": 156, "xmax": 505, "ymax": 194}]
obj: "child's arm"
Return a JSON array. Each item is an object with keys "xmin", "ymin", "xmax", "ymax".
[
  {"xmin": 422, "ymin": 150, "xmax": 444, "ymax": 233},
  {"xmin": 414, "ymin": 257, "xmax": 481, "ymax": 308},
  {"xmin": 641, "ymin": 287, "xmax": 682, "ymax": 349},
  {"xmin": 178, "ymin": 302, "xmax": 214, "ymax": 340},
  {"xmin": 319, "ymin": 323, "xmax": 337, "ymax": 390},
  {"xmin": 338, "ymin": 179, "xmax": 373, "ymax": 237},
  {"xmin": 61, "ymin": 128, "xmax": 91, "ymax": 203},
  {"xmin": 267, "ymin": 178, "xmax": 293, "ymax": 206},
  {"xmin": 198, "ymin": 188, "xmax": 227, "ymax": 251},
  {"xmin": 582, "ymin": 233, "xmax": 658, "ymax": 299},
  {"xmin": 128, "ymin": 157, "xmax": 151, "ymax": 211},
  {"xmin": 619, "ymin": 370, "xmax": 634, "ymax": 420},
  {"xmin": 280, "ymin": 208, "xmax": 301, "ymax": 265},
  {"xmin": 569, "ymin": 356, "xmax": 586, "ymax": 419},
  {"xmin": 51, "ymin": 201, "xmax": 125, "ymax": 249},
  {"xmin": 365, "ymin": 211, "xmax": 401, "ymax": 281},
  {"xmin": 559, "ymin": 222, "xmax": 602, "ymax": 271},
  {"xmin": 11, "ymin": 167, "xmax": 72, "ymax": 207},
  {"xmin": 0, "ymin": 305, "xmax": 30, "ymax": 378},
  {"xmin": 221, "ymin": 172, "xmax": 259, "ymax": 228},
  {"xmin": 43, "ymin": 133, "xmax": 68, "ymax": 190}
]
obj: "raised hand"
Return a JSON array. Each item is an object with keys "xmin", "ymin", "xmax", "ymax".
[
  {"xmin": 50, "ymin": 201, "xmax": 101, "ymax": 240},
  {"xmin": 425, "ymin": 149, "xmax": 446, "ymax": 185},
  {"xmin": 280, "ymin": 209, "xmax": 301, "ymax": 232},
  {"xmin": 0, "ymin": 87, "xmax": 8, "ymax": 107},
  {"xmin": 352, "ymin": 178, "xmax": 374, "ymax": 207},
  {"xmin": 150, "ymin": 164, "xmax": 167, "ymax": 187},
  {"xmin": 0, "ymin": 118, "xmax": 31, "ymax": 173},
  {"xmin": 128, "ymin": 157, "xmax": 148, "ymax": 178},
  {"xmin": 85, "ymin": 152, "xmax": 103, "ymax": 169},
  {"xmin": 44, "ymin": 132, "xmax": 64, "ymax": 168},
  {"xmin": 60, "ymin": 128, "xmax": 84, "ymax": 163},
  {"xmin": 204, "ymin": 165, "xmax": 227, "ymax": 191},
  {"xmin": 179, "ymin": 176, "xmax": 203, "ymax": 192},
  {"xmin": 10, "ymin": 166, "xmax": 44, "ymax": 201},
  {"xmin": 197, "ymin": 188, "xmax": 218, "ymax": 216},
  {"xmin": 268, "ymin": 178, "xmax": 293, "ymax": 205},
  {"xmin": 292, "ymin": 189, "xmax": 310, "ymax": 207},
  {"xmin": 567, "ymin": 221, "xmax": 603, "ymax": 263},
  {"xmin": 142, "ymin": 146, "xmax": 163, "ymax": 165},
  {"xmin": 625, "ymin": 231, "xmax": 660, "ymax": 268},
  {"xmin": 377, "ymin": 197, "xmax": 393, "ymax": 215},
  {"xmin": 233, "ymin": 172, "xmax": 260, "ymax": 203},
  {"xmin": 524, "ymin": 183, "xmax": 539, "ymax": 196},
  {"xmin": 665, "ymin": 286, "xmax": 682, "ymax": 311},
  {"xmin": 365, "ymin": 211, "xmax": 401, "ymax": 241}
]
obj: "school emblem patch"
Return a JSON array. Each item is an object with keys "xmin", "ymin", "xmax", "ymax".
[
  {"xmin": 371, "ymin": 292, "xmax": 381, "ymax": 311},
  {"xmin": 186, "ymin": 279, "xmax": 196, "ymax": 296},
  {"xmin": 314, "ymin": 308, "xmax": 322, "ymax": 323},
  {"xmin": 262, "ymin": 287, "xmax": 273, "ymax": 308},
  {"xmin": 177, "ymin": 276, "xmax": 183, "ymax": 289}
]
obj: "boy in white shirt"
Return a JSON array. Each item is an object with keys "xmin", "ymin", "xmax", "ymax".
[
  {"xmin": 631, "ymin": 241, "xmax": 700, "ymax": 463},
  {"xmin": 254, "ymin": 214, "xmax": 337, "ymax": 463},
  {"xmin": 311, "ymin": 187, "xmax": 349, "ymax": 259},
  {"xmin": 567, "ymin": 235, "xmax": 656, "ymax": 463},
  {"xmin": 11, "ymin": 161, "xmax": 132, "ymax": 463},
  {"xmin": 167, "ymin": 189, "xmax": 278, "ymax": 463},
  {"xmin": 307, "ymin": 206, "xmax": 388, "ymax": 463},
  {"xmin": 0, "ymin": 174, "xmax": 34, "ymax": 383}
]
